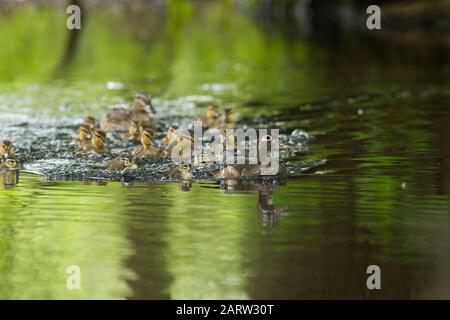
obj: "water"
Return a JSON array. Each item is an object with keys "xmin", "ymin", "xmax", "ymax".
[{"xmin": 1, "ymin": 3, "xmax": 450, "ymax": 299}]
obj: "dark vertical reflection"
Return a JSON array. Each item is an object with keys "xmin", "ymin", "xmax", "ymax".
[{"xmin": 123, "ymin": 183, "xmax": 173, "ymax": 299}]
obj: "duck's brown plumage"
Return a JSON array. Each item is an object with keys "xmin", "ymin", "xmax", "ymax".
[{"xmin": 100, "ymin": 93, "xmax": 156, "ymax": 131}]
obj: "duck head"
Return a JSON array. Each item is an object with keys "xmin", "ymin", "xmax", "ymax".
[
  {"xmin": 0, "ymin": 140, "xmax": 15, "ymax": 159},
  {"xmin": 4, "ymin": 158, "xmax": 19, "ymax": 170},
  {"xmin": 83, "ymin": 116, "xmax": 96, "ymax": 129},
  {"xmin": 207, "ymin": 104, "xmax": 220, "ymax": 120},
  {"xmin": 129, "ymin": 121, "xmax": 142, "ymax": 136},
  {"xmin": 140, "ymin": 127, "xmax": 154, "ymax": 149},
  {"xmin": 133, "ymin": 92, "xmax": 155, "ymax": 114},
  {"xmin": 224, "ymin": 108, "xmax": 236, "ymax": 123},
  {"xmin": 92, "ymin": 129, "xmax": 107, "ymax": 148},
  {"xmin": 166, "ymin": 124, "xmax": 179, "ymax": 140},
  {"xmin": 77, "ymin": 124, "xmax": 91, "ymax": 142}
]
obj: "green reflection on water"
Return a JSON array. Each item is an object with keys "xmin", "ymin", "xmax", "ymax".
[{"xmin": 0, "ymin": 175, "xmax": 135, "ymax": 299}]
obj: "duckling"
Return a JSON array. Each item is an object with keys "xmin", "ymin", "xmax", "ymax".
[
  {"xmin": 168, "ymin": 164, "xmax": 193, "ymax": 181},
  {"xmin": 0, "ymin": 140, "xmax": 15, "ymax": 160},
  {"xmin": 78, "ymin": 129, "xmax": 110, "ymax": 154},
  {"xmin": 107, "ymin": 154, "xmax": 138, "ymax": 171},
  {"xmin": 83, "ymin": 116, "xmax": 96, "ymax": 130},
  {"xmin": 0, "ymin": 157, "xmax": 21, "ymax": 171},
  {"xmin": 71, "ymin": 124, "xmax": 91, "ymax": 146},
  {"xmin": 100, "ymin": 92, "xmax": 156, "ymax": 131},
  {"xmin": 133, "ymin": 127, "xmax": 160, "ymax": 157},
  {"xmin": 219, "ymin": 108, "xmax": 237, "ymax": 129},
  {"xmin": 121, "ymin": 121, "xmax": 143, "ymax": 143},
  {"xmin": 200, "ymin": 104, "xmax": 220, "ymax": 129},
  {"xmin": 167, "ymin": 132, "xmax": 194, "ymax": 161},
  {"xmin": 161, "ymin": 124, "xmax": 179, "ymax": 145}
]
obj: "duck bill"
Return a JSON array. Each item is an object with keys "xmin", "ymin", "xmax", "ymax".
[{"xmin": 147, "ymin": 101, "xmax": 156, "ymax": 113}]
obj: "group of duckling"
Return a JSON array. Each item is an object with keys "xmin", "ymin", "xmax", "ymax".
[
  {"xmin": 67, "ymin": 92, "xmax": 243, "ymax": 181},
  {"xmin": 1, "ymin": 91, "xmax": 279, "ymax": 183}
]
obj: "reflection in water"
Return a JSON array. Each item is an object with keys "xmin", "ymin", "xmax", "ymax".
[
  {"xmin": 257, "ymin": 185, "xmax": 289, "ymax": 228},
  {"xmin": 1, "ymin": 170, "xmax": 19, "ymax": 188},
  {"xmin": 217, "ymin": 178, "xmax": 290, "ymax": 227}
]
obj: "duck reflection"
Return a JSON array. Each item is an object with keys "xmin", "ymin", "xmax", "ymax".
[
  {"xmin": 1, "ymin": 170, "xmax": 20, "ymax": 188},
  {"xmin": 218, "ymin": 178, "xmax": 289, "ymax": 227},
  {"xmin": 257, "ymin": 185, "xmax": 289, "ymax": 227}
]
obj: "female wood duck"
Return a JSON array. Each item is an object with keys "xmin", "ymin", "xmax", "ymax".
[
  {"xmin": 121, "ymin": 121, "xmax": 143, "ymax": 143},
  {"xmin": 107, "ymin": 154, "xmax": 138, "ymax": 171},
  {"xmin": 0, "ymin": 140, "xmax": 15, "ymax": 160},
  {"xmin": 133, "ymin": 127, "xmax": 160, "ymax": 157},
  {"xmin": 100, "ymin": 92, "xmax": 156, "ymax": 131}
]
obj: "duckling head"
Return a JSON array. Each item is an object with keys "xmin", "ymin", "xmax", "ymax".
[
  {"xmin": 77, "ymin": 124, "xmax": 91, "ymax": 141},
  {"xmin": 83, "ymin": 116, "xmax": 96, "ymax": 129},
  {"xmin": 207, "ymin": 104, "xmax": 220, "ymax": 119},
  {"xmin": 120, "ymin": 156, "xmax": 138, "ymax": 170},
  {"xmin": 167, "ymin": 124, "xmax": 179, "ymax": 139},
  {"xmin": 140, "ymin": 127, "xmax": 154, "ymax": 148},
  {"xmin": 0, "ymin": 140, "xmax": 15, "ymax": 159},
  {"xmin": 92, "ymin": 129, "xmax": 107, "ymax": 148},
  {"xmin": 133, "ymin": 92, "xmax": 155, "ymax": 114},
  {"xmin": 178, "ymin": 132, "xmax": 194, "ymax": 146},
  {"xmin": 4, "ymin": 158, "xmax": 19, "ymax": 170},
  {"xmin": 128, "ymin": 121, "xmax": 142, "ymax": 136},
  {"xmin": 224, "ymin": 108, "xmax": 236, "ymax": 123},
  {"xmin": 179, "ymin": 164, "xmax": 193, "ymax": 181}
]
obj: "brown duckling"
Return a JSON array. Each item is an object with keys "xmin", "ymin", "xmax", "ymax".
[
  {"xmin": 107, "ymin": 154, "xmax": 138, "ymax": 171},
  {"xmin": 200, "ymin": 104, "xmax": 220, "ymax": 129},
  {"xmin": 83, "ymin": 116, "xmax": 96, "ymax": 130},
  {"xmin": 100, "ymin": 92, "xmax": 156, "ymax": 131},
  {"xmin": 167, "ymin": 132, "xmax": 194, "ymax": 161},
  {"xmin": 169, "ymin": 164, "xmax": 193, "ymax": 181},
  {"xmin": 0, "ymin": 140, "xmax": 15, "ymax": 160},
  {"xmin": 0, "ymin": 157, "xmax": 21, "ymax": 171},
  {"xmin": 71, "ymin": 124, "xmax": 91, "ymax": 146},
  {"xmin": 161, "ymin": 124, "xmax": 179, "ymax": 145},
  {"xmin": 78, "ymin": 129, "xmax": 110, "ymax": 154},
  {"xmin": 121, "ymin": 121, "xmax": 143, "ymax": 143},
  {"xmin": 133, "ymin": 127, "xmax": 160, "ymax": 157},
  {"xmin": 219, "ymin": 108, "xmax": 237, "ymax": 129}
]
